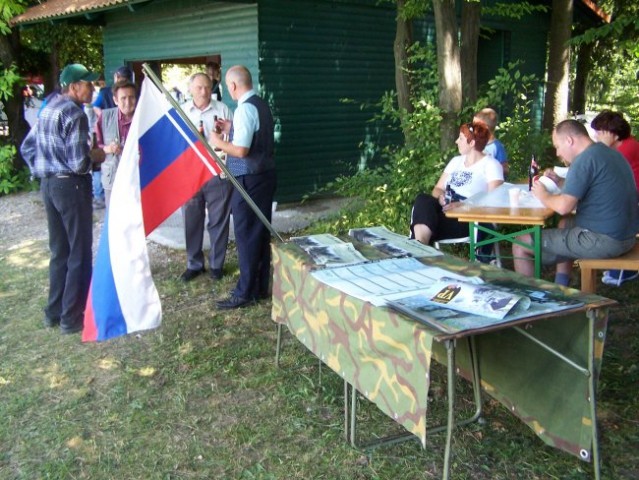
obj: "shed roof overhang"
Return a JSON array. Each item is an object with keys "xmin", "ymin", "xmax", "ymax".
[
  {"xmin": 11, "ymin": 0, "xmax": 154, "ymax": 26},
  {"xmin": 11, "ymin": 0, "xmax": 609, "ymax": 27}
]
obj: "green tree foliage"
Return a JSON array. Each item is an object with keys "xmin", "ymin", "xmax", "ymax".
[
  {"xmin": 0, "ymin": 2, "xmax": 103, "ymax": 195},
  {"xmin": 0, "ymin": 1, "xmax": 25, "ymax": 33},
  {"xmin": 21, "ymin": 23, "xmax": 103, "ymax": 76},
  {"xmin": 317, "ymin": 46, "xmax": 549, "ymax": 235},
  {"xmin": 0, "ymin": 0, "xmax": 32, "ymax": 195},
  {"xmin": 571, "ymin": 1, "xmax": 639, "ymax": 125}
]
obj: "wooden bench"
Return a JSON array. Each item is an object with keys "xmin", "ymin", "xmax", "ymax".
[{"xmin": 578, "ymin": 242, "xmax": 639, "ymax": 293}]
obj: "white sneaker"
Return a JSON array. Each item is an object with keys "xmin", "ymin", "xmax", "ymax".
[{"xmin": 602, "ymin": 271, "xmax": 639, "ymax": 286}]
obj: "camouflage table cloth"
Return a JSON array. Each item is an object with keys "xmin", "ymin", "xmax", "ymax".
[{"xmin": 271, "ymin": 241, "xmax": 613, "ymax": 461}]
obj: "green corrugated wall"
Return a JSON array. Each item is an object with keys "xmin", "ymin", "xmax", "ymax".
[
  {"xmin": 103, "ymin": 0, "xmax": 399, "ymax": 202},
  {"xmin": 258, "ymin": 0, "xmax": 399, "ymax": 201},
  {"xmin": 99, "ymin": 0, "xmax": 552, "ymax": 202},
  {"xmin": 102, "ymin": 0, "xmax": 259, "ymax": 109}
]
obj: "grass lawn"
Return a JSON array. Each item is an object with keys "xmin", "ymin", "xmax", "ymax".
[{"xmin": 1, "ymin": 221, "xmax": 638, "ymax": 479}]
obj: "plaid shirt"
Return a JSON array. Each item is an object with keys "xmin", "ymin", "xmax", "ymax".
[{"xmin": 21, "ymin": 94, "xmax": 91, "ymax": 178}]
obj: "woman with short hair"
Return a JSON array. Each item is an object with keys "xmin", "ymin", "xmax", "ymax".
[{"xmin": 410, "ymin": 122, "xmax": 504, "ymax": 245}]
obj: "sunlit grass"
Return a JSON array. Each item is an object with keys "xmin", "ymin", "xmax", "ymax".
[{"xmin": 0, "ymin": 233, "xmax": 637, "ymax": 479}]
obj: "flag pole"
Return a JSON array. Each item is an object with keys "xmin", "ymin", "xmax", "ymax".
[{"xmin": 140, "ymin": 63, "xmax": 284, "ymax": 243}]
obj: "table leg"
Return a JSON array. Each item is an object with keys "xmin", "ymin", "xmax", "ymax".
[
  {"xmin": 344, "ymin": 380, "xmax": 350, "ymax": 443},
  {"xmin": 275, "ymin": 323, "xmax": 283, "ymax": 367},
  {"xmin": 581, "ymin": 267, "xmax": 597, "ymax": 294},
  {"xmin": 469, "ymin": 223, "xmax": 477, "ymax": 262},
  {"xmin": 533, "ymin": 225, "xmax": 542, "ymax": 278},
  {"xmin": 442, "ymin": 339, "xmax": 456, "ymax": 480},
  {"xmin": 587, "ymin": 310, "xmax": 601, "ymax": 480}
]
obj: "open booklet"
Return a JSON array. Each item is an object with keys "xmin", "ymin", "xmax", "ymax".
[
  {"xmin": 387, "ymin": 278, "xmax": 583, "ymax": 334},
  {"xmin": 386, "ymin": 278, "xmax": 531, "ymax": 320},
  {"xmin": 348, "ymin": 226, "xmax": 442, "ymax": 258}
]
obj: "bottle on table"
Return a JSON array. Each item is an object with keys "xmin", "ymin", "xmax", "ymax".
[{"xmin": 528, "ymin": 155, "xmax": 539, "ymax": 191}]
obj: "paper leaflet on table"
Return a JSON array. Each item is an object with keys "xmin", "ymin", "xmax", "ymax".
[
  {"xmin": 310, "ymin": 257, "xmax": 483, "ymax": 306},
  {"xmin": 348, "ymin": 225, "xmax": 443, "ymax": 258},
  {"xmin": 83, "ymin": 77, "xmax": 221, "ymax": 342},
  {"xmin": 464, "ymin": 183, "xmax": 546, "ymax": 208},
  {"xmin": 290, "ymin": 234, "xmax": 367, "ymax": 266}
]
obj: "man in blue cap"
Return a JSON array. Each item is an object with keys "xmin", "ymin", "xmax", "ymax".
[
  {"xmin": 21, "ymin": 63, "xmax": 102, "ymax": 334},
  {"xmin": 93, "ymin": 65, "xmax": 133, "ymax": 115}
]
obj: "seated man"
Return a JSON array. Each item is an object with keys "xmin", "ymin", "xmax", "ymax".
[{"xmin": 513, "ymin": 119, "xmax": 639, "ymax": 286}]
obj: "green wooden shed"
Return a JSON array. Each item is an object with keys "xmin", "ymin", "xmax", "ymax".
[{"xmin": 13, "ymin": 0, "xmax": 606, "ymax": 202}]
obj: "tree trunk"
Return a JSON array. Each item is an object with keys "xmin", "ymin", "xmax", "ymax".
[
  {"xmin": 394, "ymin": 0, "xmax": 414, "ymax": 142},
  {"xmin": 571, "ymin": 41, "xmax": 592, "ymax": 115},
  {"xmin": 394, "ymin": 0, "xmax": 414, "ymax": 115},
  {"xmin": 0, "ymin": 30, "xmax": 30, "ymax": 169},
  {"xmin": 461, "ymin": 0, "xmax": 481, "ymax": 103},
  {"xmin": 543, "ymin": 0, "xmax": 573, "ymax": 130},
  {"xmin": 432, "ymin": 0, "xmax": 462, "ymax": 150}
]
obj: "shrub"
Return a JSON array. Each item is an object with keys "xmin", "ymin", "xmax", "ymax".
[
  {"xmin": 0, "ymin": 144, "xmax": 33, "ymax": 195},
  {"xmin": 316, "ymin": 54, "xmax": 550, "ymax": 235}
]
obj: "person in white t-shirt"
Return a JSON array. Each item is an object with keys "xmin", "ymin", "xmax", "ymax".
[{"xmin": 410, "ymin": 122, "xmax": 504, "ymax": 245}]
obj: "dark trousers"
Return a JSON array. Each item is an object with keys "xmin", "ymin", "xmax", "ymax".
[
  {"xmin": 230, "ymin": 170, "xmax": 277, "ymax": 300},
  {"xmin": 41, "ymin": 176, "xmax": 93, "ymax": 330},
  {"xmin": 182, "ymin": 176, "xmax": 233, "ymax": 271},
  {"xmin": 409, "ymin": 193, "xmax": 468, "ymax": 243}
]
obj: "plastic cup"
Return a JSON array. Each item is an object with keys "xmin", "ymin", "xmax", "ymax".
[{"xmin": 508, "ymin": 188, "xmax": 521, "ymax": 207}]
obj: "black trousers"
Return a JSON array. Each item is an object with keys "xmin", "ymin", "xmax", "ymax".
[
  {"xmin": 230, "ymin": 170, "xmax": 277, "ymax": 300},
  {"xmin": 41, "ymin": 176, "xmax": 93, "ymax": 330},
  {"xmin": 409, "ymin": 193, "xmax": 468, "ymax": 243}
]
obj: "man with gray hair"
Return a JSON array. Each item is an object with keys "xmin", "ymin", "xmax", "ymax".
[
  {"xmin": 180, "ymin": 72, "xmax": 233, "ymax": 282},
  {"xmin": 21, "ymin": 63, "xmax": 101, "ymax": 334}
]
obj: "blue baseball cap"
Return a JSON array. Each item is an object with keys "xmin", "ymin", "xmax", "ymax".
[{"xmin": 115, "ymin": 66, "xmax": 133, "ymax": 81}]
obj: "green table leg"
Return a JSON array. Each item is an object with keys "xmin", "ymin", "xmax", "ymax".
[
  {"xmin": 467, "ymin": 223, "xmax": 544, "ymax": 279},
  {"xmin": 533, "ymin": 225, "xmax": 542, "ymax": 278},
  {"xmin": 469, "ymin": 222, "xmax": 477, "ymax": 262}
]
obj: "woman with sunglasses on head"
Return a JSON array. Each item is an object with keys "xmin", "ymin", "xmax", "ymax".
[{"xmin": 410, "ymin": 122, "xmax": 504, "ymax": 245}]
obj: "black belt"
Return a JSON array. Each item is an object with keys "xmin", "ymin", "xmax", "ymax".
[{"xmin": 44, "ymin": 173, "xmax": 89, "ymax": 179}]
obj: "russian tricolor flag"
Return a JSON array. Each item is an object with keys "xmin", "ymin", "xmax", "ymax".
[{"xmin": 83, "ymin": 77, "xmax": 221, "ymax": 342}]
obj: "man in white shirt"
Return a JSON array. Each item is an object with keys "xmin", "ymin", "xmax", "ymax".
[{"xmin": 180, "ymin": 73, "xmax": 233, "ymax": 282}]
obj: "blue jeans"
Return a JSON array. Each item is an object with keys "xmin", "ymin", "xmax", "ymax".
[{"xmin": 92, "ymin": 170, "xmax": 104, "ymax": 200}]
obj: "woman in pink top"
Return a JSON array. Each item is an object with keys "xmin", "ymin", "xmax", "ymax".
[{"xmin": 591, "ymin": 110, "xmax": 639, "ymax": 285}]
